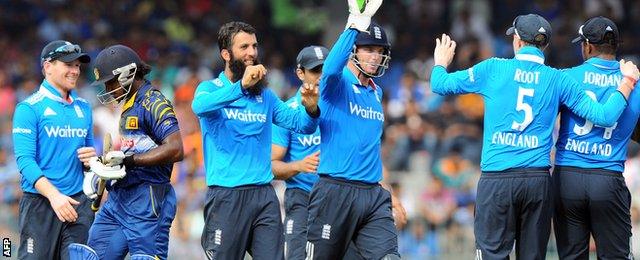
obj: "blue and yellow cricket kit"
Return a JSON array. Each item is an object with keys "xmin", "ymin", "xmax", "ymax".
[
  {"xmin": 193, "ymin": 71, "xmax": 318, "ymax": 260},
  {"xmin": 87, "ymin": 82, "xmax": 179, "ymax": 260},
  {"xmin": 13, "ymin": 80, "xmax": 95, "ymax": 259},
  {"xmin": 272, "ymin": 90, "xmax": 321, "ymax": 259},
  {"xmin": 431, "ymin": 46, "xmax": 627, "ymax": 259},
  {"xmin": 554, "ymin": 57, "xmax": 640, "ymax": 259},
  {"xmin": 305, "ymin": 28, "xmax": 399, "ymax": 260}
]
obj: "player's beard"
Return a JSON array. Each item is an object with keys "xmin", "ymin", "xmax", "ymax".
[{"xmin": 229, "ymin": 55, "xmax": 267, "ymax": 96}]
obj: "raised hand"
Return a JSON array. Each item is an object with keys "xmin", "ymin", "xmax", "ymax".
[
  {"xmin": 241, "ymin": 64, "xmax": 267, "ymax": 89},
  {"xmin": 300, "ymin": 80, "xmax": 320, "ymax": 115},
  {"xmin": 346, "ymin": 0, "xmax": 383, "ymax": 31},
  {"xmin": 434, "ymin": 34, "xmax": 457, "ymax": 69}
]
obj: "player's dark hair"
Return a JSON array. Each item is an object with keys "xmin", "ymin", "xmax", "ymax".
[
  {"xmin": 592, "ymin": 32, "xmax": 618, "ymax": 55},
  {"xmin": 218, "ymin": 21, "xmax": 257, "ymax": 53},
  {"xmin": 303, "ymin": 65, "xmax": 323, "ymax": 74},
  {"xmin": 522, "ymin": 34, "xmax": 548, "ymax": 49},
  {"xmin": 134, "ymin": 61, "xmax": 152, "ymax": 80}
]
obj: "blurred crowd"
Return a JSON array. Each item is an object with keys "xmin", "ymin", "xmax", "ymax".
[{"xmin": 1, "ymin": 0, "xmax": 640, "ymax": 259}]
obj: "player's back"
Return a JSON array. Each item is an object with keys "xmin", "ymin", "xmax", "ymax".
[
  {"xmin": 555, "ymin": 58, "xmax": 640, "ymax": 171},
  {"xmin": 430, "ymin": 46, "xmax": 592, "ymax": 172},
  {"xmin": 478, "ymin": 53, "xmax": 568, "ymax": 171}
]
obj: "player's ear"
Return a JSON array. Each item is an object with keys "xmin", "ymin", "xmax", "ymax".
[
  {"xmin": 296, "ymin": 67, "xmax": 305, "ymax": 81},
  {"xmin": 221, "ymin": 49, "xmax": 231, "ymax": 62},
  {"xmin": 43, "ymin": 61, "xmax": 53, "ymax": 76},
  {"xmin": 586, "ymin": 43, "xmax": 594, "ymax": 55}
]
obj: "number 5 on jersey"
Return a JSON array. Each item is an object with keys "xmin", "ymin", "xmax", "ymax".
[{"xmin": 512, "ymin": 87, "xmax": 535, "ymax": 131}]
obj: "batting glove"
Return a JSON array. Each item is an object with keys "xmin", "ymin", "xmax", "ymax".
[
  {"xmin": 88, "ymin": 157, "xmax": 126, "ymax": 180},
  {"xmin": 346, "ymin": 0, "xmax": 383, "ymax": 32},
  {"xmin": 104, "ymin": 151, "xmax": 126, "ymax": 167},
  {"xmin": 82, "ymin": 170, "xmax": 100, "ymax": 200}
]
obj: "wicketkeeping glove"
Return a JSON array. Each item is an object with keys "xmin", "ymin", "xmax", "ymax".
[
  {"xmin": 88, "ymin": 156, "xmax": 126, "ymax": 180},
  {"xmin": 346, "ymin": 0, "xmax": 383, "ymax": 32}
]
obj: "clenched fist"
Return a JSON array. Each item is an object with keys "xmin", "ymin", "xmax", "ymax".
[{"xmin": 241, "ymin": 64, "xmax": 267, "ymax": 89}]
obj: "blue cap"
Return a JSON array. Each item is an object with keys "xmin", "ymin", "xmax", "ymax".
[
  {"xmin": 571, "ymin": 16, "xmax": 619, "ymax": 44},
  {"xmin": 506, "ymin": 14, "xmax": 552, "ymax": 46},
  {"xmin": 355, "ymin": 22, "xmax": 391, "ymax": 48},
  {"xmin": 296, "ymin": 46, "xmax": 329, "ymax": 70},
  {"xmin": 41, "ymin": 40, "xmax": 90, "ymax": 63}
]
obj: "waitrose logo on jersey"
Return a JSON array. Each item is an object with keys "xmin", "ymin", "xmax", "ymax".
[
  {"xmin": 44, "ymin": 125, "xmax": 88, "ymax": 138},
  {"xmin": 224, "ymin": 109, "xmax": 267, "ymax": 123}
]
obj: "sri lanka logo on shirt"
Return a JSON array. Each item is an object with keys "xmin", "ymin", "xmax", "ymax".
[{"xmin": 126, "ymin": 116, "xmax": 138, "ymax": 129}]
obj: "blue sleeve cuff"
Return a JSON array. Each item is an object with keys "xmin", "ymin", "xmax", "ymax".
[{"xmin": 615, "ymin": 90, "xmax": 629, "ymax": 105}]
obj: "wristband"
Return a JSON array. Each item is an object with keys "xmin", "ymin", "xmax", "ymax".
[
  {"xmin": 624, "ymin": 75, "xmax": 638, "ymax": 86},
  {"xmin": 123, "ymin": 155, "xmax": 135, "ymax": 167}
]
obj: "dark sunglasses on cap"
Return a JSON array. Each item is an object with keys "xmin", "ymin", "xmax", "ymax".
[{"xmin": 42, "ymin": 44, "xmax": 82, "ymax": 62}]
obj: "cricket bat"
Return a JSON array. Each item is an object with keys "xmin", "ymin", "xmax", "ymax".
[{"xmin": 91, "ymin": 133, "xmax": 112, "ymax": 212}]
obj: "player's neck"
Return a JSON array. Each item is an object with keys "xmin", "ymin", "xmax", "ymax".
[
  {"xmin": 125, "ymin": 80, "xmax": 142, "ymax": 100},
  {"xmin": 224, "ymin": 67, "xmax": 235, "ymax": 83},
  {"xmin": 347, "ymin": 62, "xmax": 371, "ymax": 86},
  {"xmin": 593, "ymin": 53, "xmax": 616, "ymax": 61},
  {"xmin": 46, "ymin": 79, "xmax": 71, "ymax": 101}
]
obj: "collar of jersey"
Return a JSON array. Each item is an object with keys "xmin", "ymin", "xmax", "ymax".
[
  {"xmin": 515, "ymin": 46, "xmax": 545, "ymax": 64},
  {"xmin": 585, "ymin": 57, "xmax": 619, "ymax": 70},
  {"xmin": 122, "ymin": 81, "xmax": 151, "ymax": 111},
  {"xmin": 293, "ymin": 87, "xmax": 309, "ymax": 106},
  {"xmin": 39, "ymin": 79, "xmax": 75, "ymax": 104},
  {"xmin": 345, "ymin": 67, "xmax": 377, "ymax": 90},
  {"xmin": 218, "ymin": 71, "xmax": 233, "ymax": 86}
]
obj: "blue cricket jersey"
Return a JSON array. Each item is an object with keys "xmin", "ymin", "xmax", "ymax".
[
  {"xmin": 13, "ymin": 80, "xmax": 94, "ymax": 195},
  {"xmin": 113, "ymin": 81, "xmax": 180, "ymax": 188},
  {"xmin": 555, "ymin": 58, "xmax": 640, "ymax": 172},
  {"xmin": 317, "ymin": 29, "xmax": 385, "ymax": 183},
  {"xmin": 431, "ymin": 46, "xmax": 628, "ymax": 172},
  {"xmin": 192, "ymin": 71, "xmax": 319, "ymax": 187},
  {"xmin": 272, "ymin": 90, "xmax": 320, "ymax": 192}
]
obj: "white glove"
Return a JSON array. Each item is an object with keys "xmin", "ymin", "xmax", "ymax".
[
  {"xmin": 346, "ymin": 0, "xmax": 383, "ymax": 32},
  {"xmin": 104, "ymin": 151, "xmax": 126, "ymax": 166},
  {"xmin": 88, "ymin": 157, "xmax": 126, "ymax": 180},
  {"xmin": 83, "ymin": 170, "xmax": 100, "ymax": 200}
]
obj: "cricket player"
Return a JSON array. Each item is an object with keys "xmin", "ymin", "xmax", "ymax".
[
  {"xmin": 430, "ymin": 14, "xmax": 639, "ymax": 259},
  {"xmin": 304, "ymin": 0, "xmax": 403, "ymax": 259},
  {"xmin": 13, "ymin": 40, "xmax": 95, "ymax": 259},
  {"xmin": 193, "ymin": 21, "xmax": 320, "ymax": 260},
  {"xmin": 271, "ymin": 45, "xmax": 327, "ymax": 260},
  {"xmin": 69, "ymin": 44, "xmax": 184, "ymax": 260},
  {"xmin": 554, "ymin": 16, "xmax": 640, "ymax": 259}
]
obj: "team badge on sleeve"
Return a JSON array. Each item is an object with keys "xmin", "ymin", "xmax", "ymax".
[{"xmin": 126, "ymin": 116, "xmax": 138, "ymax": 130}]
